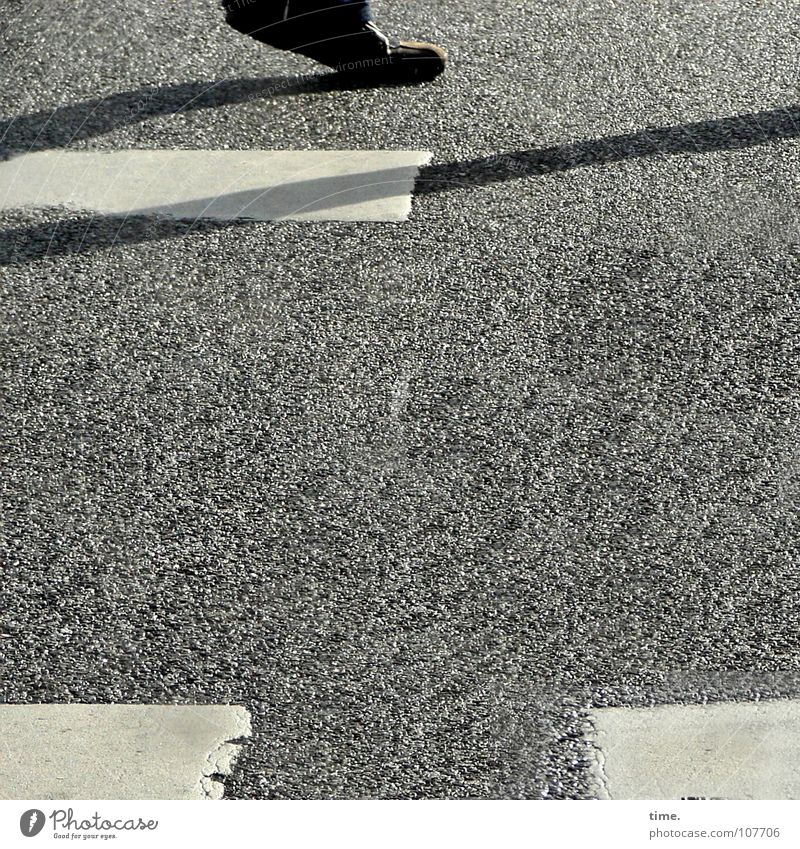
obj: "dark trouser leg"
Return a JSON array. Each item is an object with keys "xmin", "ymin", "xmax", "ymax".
[{"xmin": 223, "ymin": 1, "xmax": 378, "ymax": 67}]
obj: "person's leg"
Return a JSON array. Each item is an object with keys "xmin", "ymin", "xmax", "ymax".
[
  {"xmin": 222, "ymin": 0, "xmax": 446, "ymax": 83},
  {"xmin": 224, "ymin": 1, "xmax": 375, "ymax": 64}
]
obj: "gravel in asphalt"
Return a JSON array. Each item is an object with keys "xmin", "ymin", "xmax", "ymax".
[{"xmin": 2, "ymin": 0, "xmax": 800, "ymax": 798}]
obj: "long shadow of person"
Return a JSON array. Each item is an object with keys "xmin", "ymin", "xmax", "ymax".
[
  {"xmin": 416, "ymin": 104, "xmax": 800, "ymax": 193},
  {"xmin": 0, "ymin": 75, "xmax": 344, "ymax": 158}
]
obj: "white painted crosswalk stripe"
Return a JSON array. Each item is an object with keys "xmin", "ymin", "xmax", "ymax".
[
  {"xmin": 0, "ymin": 704, "xmax": 251, "ymax": 800},
  {"xmin": 587, "ymin": 700, "xmax": 800, "ymax": 800},
  {"xmin": 0, "ymin": 150, "xmax": 432, "ymax": 222}
]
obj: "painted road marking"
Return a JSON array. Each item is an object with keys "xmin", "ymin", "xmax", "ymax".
[
  {"xmin": 0, "ymin": 150, "xmax": 432, "ymax": 222},
  {"xmin": 587, "ymin": 700, "xmax": 800, "ymax": 799},
  {"xmin": 0, "ymin": 704, "xmax": 251, "ymax": 800}
]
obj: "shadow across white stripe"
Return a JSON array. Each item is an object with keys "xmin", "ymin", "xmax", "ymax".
[{"xmin": 0, "ymin": 150, "xmax": 432, "ymax": 222}]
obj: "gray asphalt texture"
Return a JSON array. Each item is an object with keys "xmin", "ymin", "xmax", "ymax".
[{"xmin": 2, "ymin": 0, "xmax": 800, "ymax": 798}]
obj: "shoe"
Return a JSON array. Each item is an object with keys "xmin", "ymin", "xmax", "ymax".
[
  {"xmin": 324, "ymin": 22, "xmax": 448, "ymax": 84},
  {"xmin": 225, "ymin": 2, "xmax": 447, "ymax": 85}
]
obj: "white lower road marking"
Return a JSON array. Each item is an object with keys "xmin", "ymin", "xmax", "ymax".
[
  {"xmin": 587, "ymin": 700, "xmax": 800, "ymax": 800},
  {"xmin": 0, "ymin": 150, "xmax": 432, "ymax": 222},
  {"xmin": 0, "ymin": 704, "xmax": 251, "ymax": 800}
]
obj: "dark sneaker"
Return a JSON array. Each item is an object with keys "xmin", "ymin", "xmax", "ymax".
[
  {"xmin": 327, "ymin": 22, "xmax": 448, "ymax": 84},
  {"xmin": 224, "ymin": 2, "xmax": 447, "ymax": 85}
]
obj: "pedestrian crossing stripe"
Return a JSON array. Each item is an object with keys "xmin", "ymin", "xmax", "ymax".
[
  {"xmin": 0, "ymin": 150, "xmax": 432, "ymax": 223},
  {"xmin": 587, "ymin": 700, "xmax": 800, "ymax": 800},
  {"xmin": 0, "ymin": 704, "xmax": 251, "ymax": 800}
]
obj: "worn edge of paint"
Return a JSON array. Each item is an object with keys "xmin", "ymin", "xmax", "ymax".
[
  {"xmin": 583, "ymin": 714, "xmax": 612, "ymax": 800},
  {"xmin": 197, "ymin": 706, "xmax": 252, "ymax": 801}
]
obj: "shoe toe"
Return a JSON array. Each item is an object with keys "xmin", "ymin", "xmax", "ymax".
[{"xmin": 389, "ymin": 41, "xmax": 447, "ymax": 81}]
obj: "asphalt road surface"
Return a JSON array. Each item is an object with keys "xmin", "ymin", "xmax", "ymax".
[{"xmin": 2, "ymin": 0, "xmax": 800, "ymax": 798}]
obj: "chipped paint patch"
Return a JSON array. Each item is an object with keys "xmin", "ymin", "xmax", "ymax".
[{"xmin": 0, "ymin": 704, "xmax": 251, "ymax": 800}]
